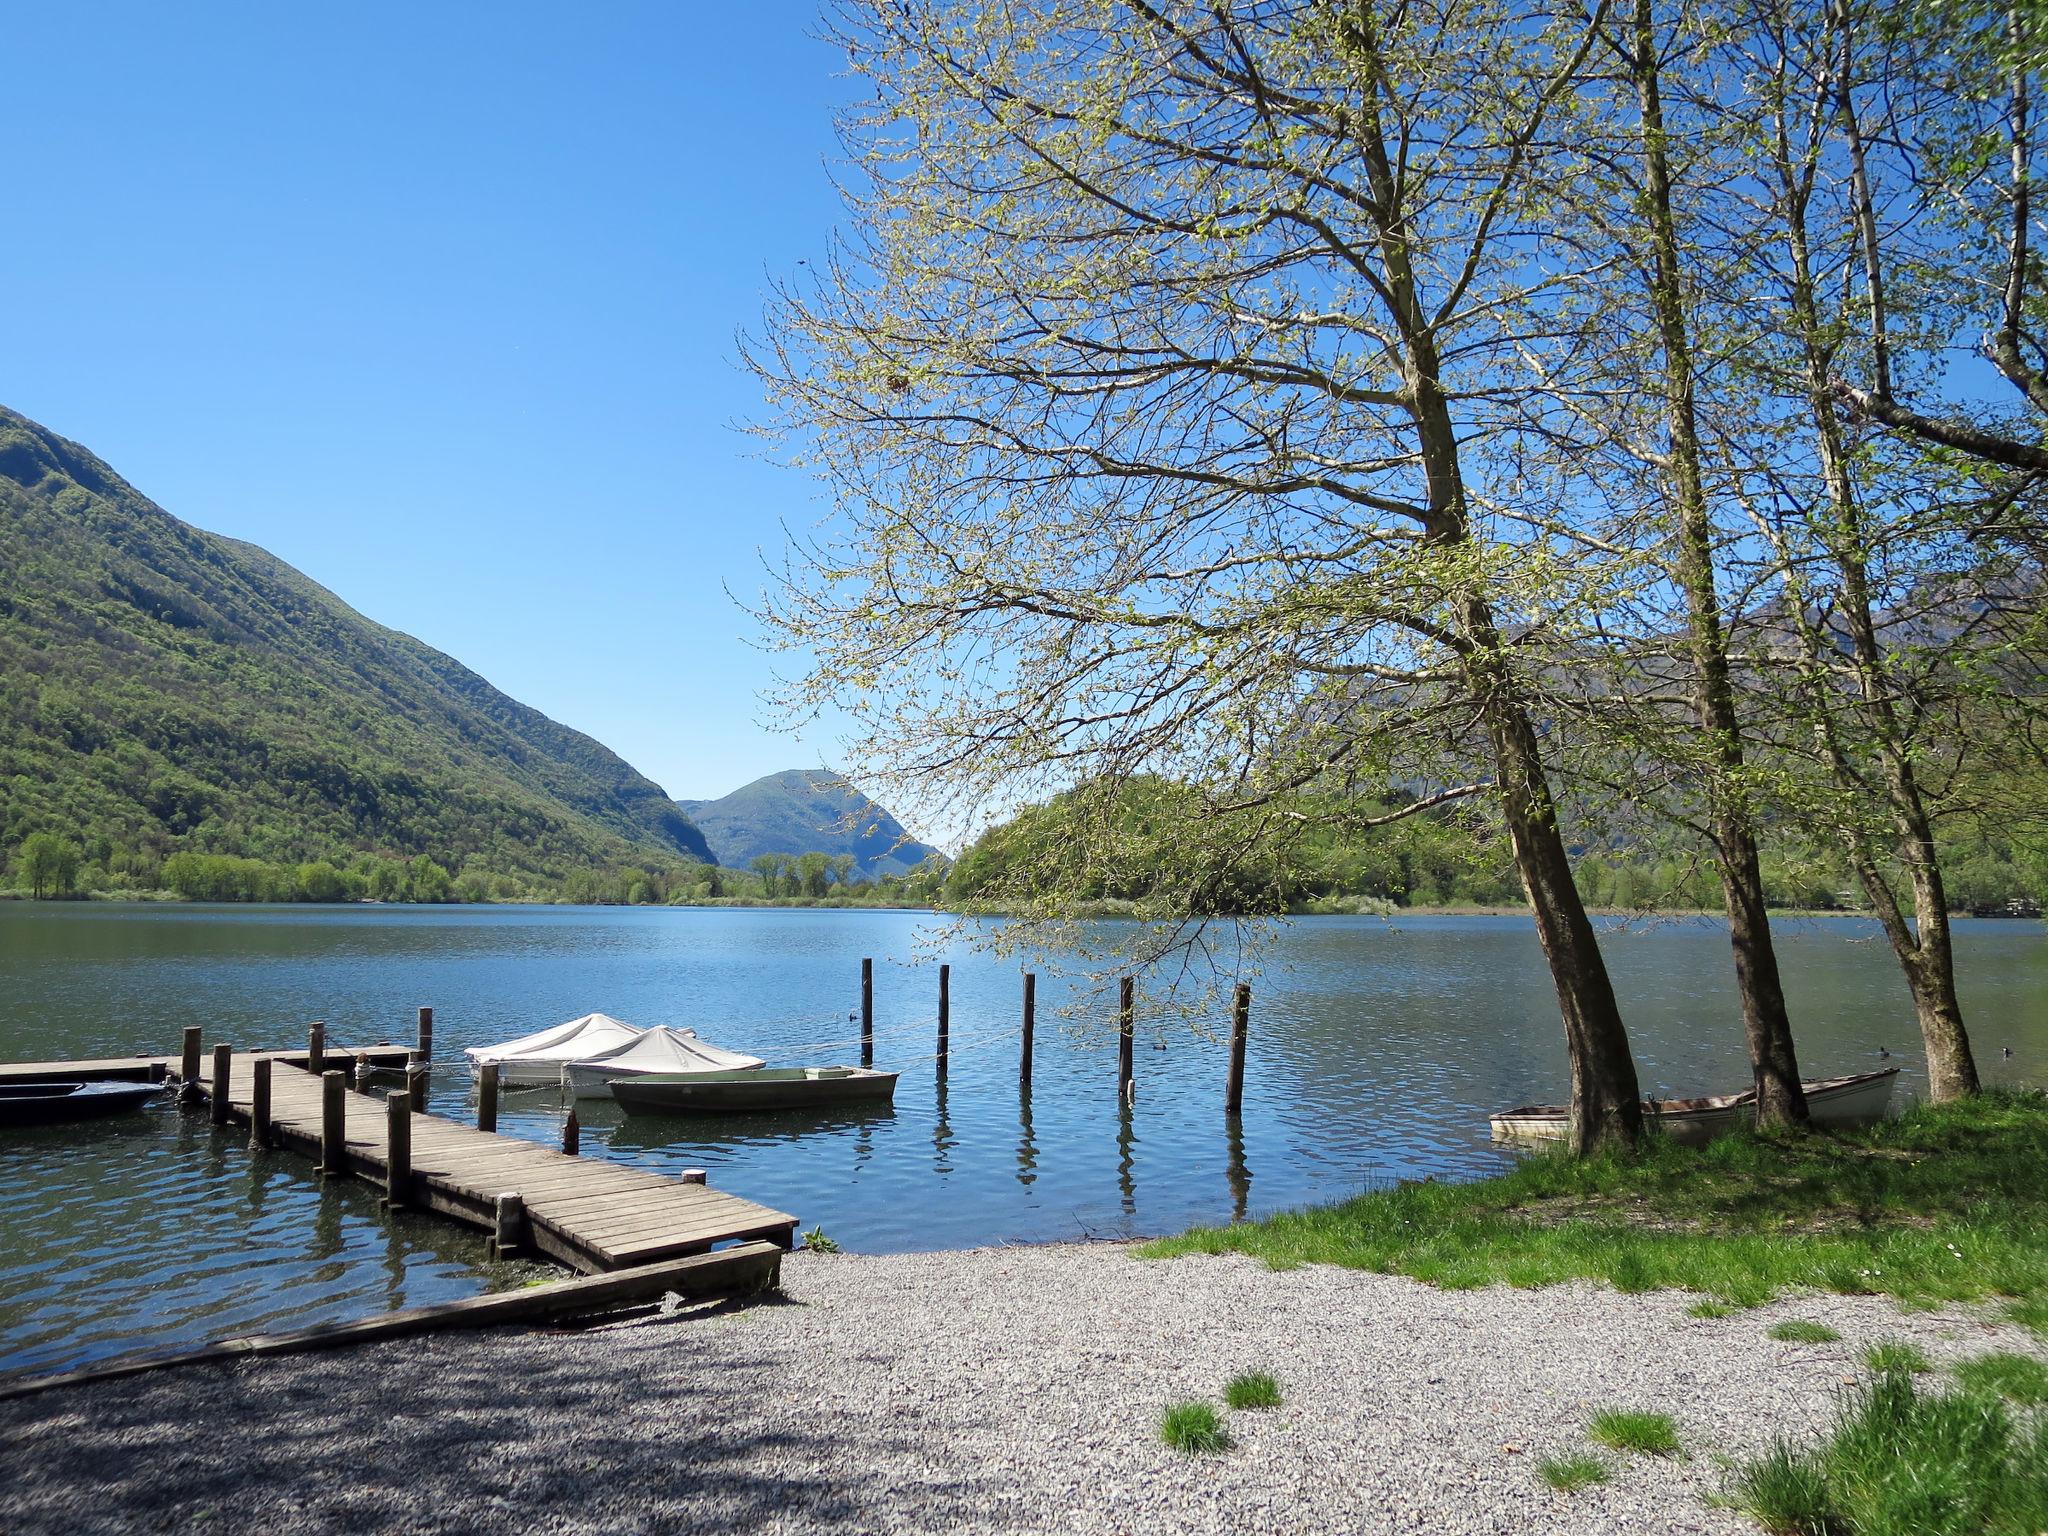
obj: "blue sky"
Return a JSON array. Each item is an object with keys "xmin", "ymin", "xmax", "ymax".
[{"xmin": 2, "ymin": 3, "xmax": 855, "ymax": 804}]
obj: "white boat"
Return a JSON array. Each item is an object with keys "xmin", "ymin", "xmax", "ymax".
[
  {"xmin": 1490, "ymin": 1068, "xmax": 1900, "ymax": 1147},
  {"xmin": 562, "ymin": 1026, "xmax": 766, "ymax": 1099},
  {"xmin": 464, "ymin": 1012, "xmax": 645, "ymax": 1086}
]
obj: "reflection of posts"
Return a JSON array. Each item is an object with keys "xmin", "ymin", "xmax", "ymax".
[
  {"xmin": 1115, "ymin": 1095, "xmax": 1137, "ymax": 1217},
  {"xmin": 1226, "ymin": 1118, "xmax": 1251, "ymax": 1225},
  {"xmin": 932, "ymin": 1076, "xmax": 955, "ymax": 1176},
  {"xmin": 1016, "ymin": 1083, "xmax": 1037, "ymax": 1188}
]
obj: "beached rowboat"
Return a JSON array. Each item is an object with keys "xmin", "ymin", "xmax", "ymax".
[
  {"xmin": 1489, "ymin": 1067, "xmax": 1900, "ymax": 1146},
  {"xmin": 611, "ymin": 1066, "xmax": 899, "ymax": 1116},
  {"xmin": 0, "ymin": 1080, "xmax": 166, "ymax": 1127}
]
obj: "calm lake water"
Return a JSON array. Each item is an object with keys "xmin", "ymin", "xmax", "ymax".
[{"xmin": 2, "ymin": 902, "xmax": 2042, "ymax": 1379}]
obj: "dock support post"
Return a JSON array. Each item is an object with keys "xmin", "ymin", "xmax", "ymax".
[
  {"xmin": 563, "ymin": 1108, "xmax": 580, "ymax": 1156},
  {"xmin": 1117, "ymin": 977, "xmax": 1134, "ymax": 1095},
  {"xmin": 340, "ymin": 1056, "xmax": 357, "ymax": 1091},
  {"xmin": 681, "ymin": 1169, "xmax": 707, "ymax": 1185},
  {"xmin": 320, "ymin": 1070, "xmax": 347, "ymax": 1176},
  {"xmin": 384, "ymin": 1092, "xmax": 412, "ymax": 1209},
  {"xmin": 250, "ymin": 1058, "xmax": 273, "ymax": 1150},
  {"xmin": 416, "ymin": 1005, "xmax": 434, "ymax": 1059},
  {"xmin": 937, "ymin": 964, "xmax": 950, "ymax": 1074},
  {"xmin": 1021, "ymin": 973, "xmax": 1036, "ymax": 1086},
  {"xmin": 407, "ymin": 1062, "xmax": 427, "ymax": 1114},
  {"xmin": 180, "ymin": 1026, "xmax": 202, "ymax": 1086},
  {"xmin": 491, "ymin": 1193, "xmax": 525, "ymax": 1258},
  {"xmin": 477, "ymin": 1062, "xmax": 499, "ymax": 1133},
  {"xmin": 307, "ymin": 1022, "xmax": 325, "ymax": 1075},
  {"xmin": 209, "ymin": 1043, "xmax": 232, "ymax": 1126},
  {"xmin": 1226, "ymin": 982, "xmax": 1250, "ymax": 1114},
  {"xmin": 861, "ymin": 958, "xmax": 874, "ymax": 1067}
]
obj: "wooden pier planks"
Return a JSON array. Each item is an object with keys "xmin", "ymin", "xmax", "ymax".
[{"xmin": 205, "ymin": 1059, "xmax": 798, "ymax": 1273}]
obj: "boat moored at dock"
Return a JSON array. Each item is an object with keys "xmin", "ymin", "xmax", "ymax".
[{"xmin": 611, "ymin": 1066, "xmax": 899, "ymax": 1116}]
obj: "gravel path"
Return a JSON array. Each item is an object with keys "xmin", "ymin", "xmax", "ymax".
[{"xmin": 2, "ymin": 1244, "xmax": 2040, "ymax": 1535}]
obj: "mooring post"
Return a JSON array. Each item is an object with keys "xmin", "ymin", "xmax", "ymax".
[
  {"xmin": 307, "ymin": 1021, "xmax": 325, "ymax": 1075},
  {"xmin": 249, "ymin": 1057, "xmax": 273, "ymax": 1150},
  {"xmin": 860, "ymin": 958, "xmax": 874, "ymax": 1067},
  {"xmin": 937, "ymin": 963, "xmax": 950, "ymax": 1073},
  {"xmin": 416, "ymin": 1005, "xmax": 434, "ymax": 1058},
  {"xmin": 477, "ymin": 1061, "xmax": 499, "ymax": 1133},
  {"xmin": 407, "ymin": 1061, "xmax": 428, "ymax": 1114},
  {"xmin": 180, "ymin": 1025, "xmax": 202, "ymax": 1086},
  {"xmin": 1118, "ymin": 977, "xmax": 1135, "ymax": 1094},
  {"xmin": 340, "ymin": 1055, "xmax": 357, "ymax": 1091},
  {"xmin": 1021, "ymin": 972, "xmax": 1036, "ymax": 1086},
  {"xmin": 563, "ymin": 1108, "xmax": 580, "ymax": 1156},
  {"xmin": 1226, "ymin": 982, "xmax": 1251, "ymax": 1114},
  {"xmin": 384, "ymin": 1092, "xmax": 412, "ymax": 1209},
  {"xmin": 491, "ymin": 1192, "xmax": 525, "ymax": 1258},
  {"xmin": 209, "ymin": 1043, "xmax": 233, "ymax": 1126},
  {"xmin": 680, "ymin": 1168, "xmax": 707, "ymax": 1185},
  {"xmin": 320, "ymin": 1069, "xmax": 347, "ymax": 1175}
]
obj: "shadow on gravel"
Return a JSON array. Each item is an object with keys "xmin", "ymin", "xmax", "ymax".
[{"xmin": 0, "ymin": 1317, "xmax": 964, "ymax": 1535}]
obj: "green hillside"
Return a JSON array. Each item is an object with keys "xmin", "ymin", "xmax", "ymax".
[
  {"xmin": 0, "ymin": 405, "xmax": 712, "ymax": 894},
  {"xmin": 678, "ymin": 768, "xmax": 944, "ymax": 877}
]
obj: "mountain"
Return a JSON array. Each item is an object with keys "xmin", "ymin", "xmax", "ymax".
[
  {"xmin": 0, "ymin": 405, "xmax": 713, "ymax": 885},
  {"xmin": 677, "ymin": 769, "xmax": 944, "ymax": 877}
]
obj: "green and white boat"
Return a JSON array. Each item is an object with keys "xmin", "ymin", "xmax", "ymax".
[{"xmin": 610, "ymin": 1065, "xmax": 899, "ymax": 1115}]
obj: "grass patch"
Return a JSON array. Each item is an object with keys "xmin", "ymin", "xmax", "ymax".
[
  {"xmin": 1863, "ymin": 1340, "xmax": 1931, "ymax": 1374},
  {"xmin": 1141, "ymin": 1093, "xmax": 2048, "ymax": 1319},
  {"xmin": 1159, "ymin": 1400, "xmax": 1230, "ymax": 1455},
  {"xmin": 1224, "ymin": 1370, "xmax": 1282, "ymax": 1410},
  {"xmin": 1955, "ymin": 1353, "xmax": 2048, "ymax": 1407},
  {"xmin": 1770, "ymin": 1320, "xmax": 1844, "ymax": 1344},
  {"xmin": 1537, "ymin": 1452, "xmax": 1610, "ymax": 1492},
  {"xmin": 1690, "ymin": 1299, "xmax": 1738, "ymax": 1319},
  {"xmin": 1727, "ymin": 1366, "xmax": 2048, "ymax": 1536},
  {"xmin": 1589, "ymin": 1408, "xmax": 1681, "ymax": 1456},
  {"xmin": 800, "ymin": 1225, "xmax": 840, "ymax": 1254}
]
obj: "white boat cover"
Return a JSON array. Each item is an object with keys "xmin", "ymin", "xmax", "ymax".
[
  {"xmin": 567, "ymin": 1025, "xmax": 765, "ymax": 1078},
  {"xmin": 465, "ymin": 1012, "xmax": 644, "ymax": 1068}
]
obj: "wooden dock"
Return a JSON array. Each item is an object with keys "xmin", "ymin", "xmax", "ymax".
[{"xmin": 188, "ymin": 1053, "xmax": 798, "ymax": 1273}]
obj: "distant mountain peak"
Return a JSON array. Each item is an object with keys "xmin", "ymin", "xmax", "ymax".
[{"xmin": 677, "ymin": 768, "xmax": 942, "ymax": 876}]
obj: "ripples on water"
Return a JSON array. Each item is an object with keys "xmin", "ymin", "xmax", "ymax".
[{"xmin": 2, "ymin": 904, "xmax": 2042, "ymax": 1377}]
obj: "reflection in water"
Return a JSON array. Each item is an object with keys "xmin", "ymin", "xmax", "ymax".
[
  {"xmin": 932, "ymin": 1076, "xmax": 955, "ymax": 1177},
  {"xmin": 1016, "ymin": 1085, "xmax": 1038, "ymax": 1189},
  {"xmin": 1226, "ymin": 1117, "xmax": 1252, "ymax": 1224},
  {"xmin": 1115, "ymin": 1098, "xmax": 1136, "ymax": 1217}
]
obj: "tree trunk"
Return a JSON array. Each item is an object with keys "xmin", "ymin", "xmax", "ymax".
[{"xmin": 1628, "ymin": 0, "xmax": 1808, "ymax": 1125}]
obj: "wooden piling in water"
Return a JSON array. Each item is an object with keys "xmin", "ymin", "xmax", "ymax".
[
  {"xmin": 307, "ymin": 1022, "xmax": 325, "ymax": 1075},
  {"xmin": 1226, "ymin": 982, "xmax": 1250, "ymax": 1113},
  {"xmin": 1118, "ymin": 977, "xmax": 1135, "ymax": 1094},
  {"xmin": 860, "ymin": 958, "xmax": 874, "ymax": 1067},
  {"xmin": 384, "ymin": 1092, "xmax": 412, "ymax": 1209},
  {"xmin": 491, "ymin": 1192, "xmax": 525, "ymax": 1258},
  {"xmin": 320, "ymin": 1070, "xmax": 346, "ymax": 1175},
  {"xmin": 563, "ymin": 1108, "xmax": 580, "ymax": 1156},
  {"xmin": 249, "ymin": 1058, "xmax": 272, "ymax": 1150},
  {"xmin": 406, "ymin": 1062, "xmax": 427, "ymax": 1114},
  {"xmin": 937, "ymin": 964, "xmax": 950, "ymax": 1073},
  {"xmin": 476, "ymin": 1061, "xmax": 498, "ymax": 1133},
  {"xmin": 1021, "ymin": 973, "xmax": 1036, "ymax": 1086},
  {"xmin": 180, "ymin": 1026, "xmax": 202, "ymax": 1086},
  {"xmin": 210, "ymin": 1044, "xmax": 232, "ymax": 1125},
  {"xmin": 416, "ymin": 1006, "xmax": 434, "ymax": 1058}
]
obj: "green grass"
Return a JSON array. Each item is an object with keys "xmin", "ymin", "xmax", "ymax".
[
  {"xmin": 1727, "ymin": 1366, "xmax": 2048, "ymax": 1535},
  {"xmin": 1224, "ymin": 1371, "xmax": 1282, "ymax": 1410},
  {"xmin": 1862, "ymin": 1341, "xmax": 1932, "ymax": 1375},
  {"xmin": 1159, "ymin": 1400, "xmax": 1231, "ymax": 1455},
  {"xmin": 800, "ymin": 1225, "xmax": 840, "ymax": 1254},
  {"xmin": 1954, "ymin": 1353, "xmax": 2048, "ymax": 1407},
  {"xmin": 1141, "ymin": 1094, "xmax": 2048, "ymax": 1327},
  {"xmin": 1689, "ymin": 1299, "xmax": 1738, "ymax": 1319},
  {"xmin": 1536, "ymin": 1452, "xmax": 1610, "ymax": 1492},
  {"xmin": 1588, "ymin": 1408, "xmax": 1681, "ymax": 1456},
  {"xmin": 1770, "ymin": 1320, "xmax": 1844, "ymax": 1344}
]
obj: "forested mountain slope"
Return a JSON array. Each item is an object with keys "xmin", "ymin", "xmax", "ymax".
[
  {"xmin": 0, "ymin": 405, "xmax": 712, "ymax": 887},
  {"xmin": 678, "ymin": 769, "xmax": 943, "ymax": 877}
]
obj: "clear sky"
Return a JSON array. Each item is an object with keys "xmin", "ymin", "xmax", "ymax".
[{"xmin": 2, "ymin": 3, "xmax": 856, "ymax": 804}]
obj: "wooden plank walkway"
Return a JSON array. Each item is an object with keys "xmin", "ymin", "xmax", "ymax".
[
  {"xmin": 200, "ymin": 1057, "xmax": 799, "ymax": 1274},
  {"xmin": 0, "ymin": 1046, "xmax": 410, "ymax": 1086}
]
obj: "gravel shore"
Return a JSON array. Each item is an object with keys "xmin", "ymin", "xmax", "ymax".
[{"xmin": 2, "ymin": 1243, "xmax": 2040, "ymax": 1535}]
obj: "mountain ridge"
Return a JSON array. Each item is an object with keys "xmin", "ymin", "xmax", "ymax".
[{"xmin": 678, "ymin": 769, "xmax": 944, "ymax": 877}]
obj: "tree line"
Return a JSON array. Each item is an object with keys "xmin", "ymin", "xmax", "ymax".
[{"xmin": 750, "ymin": 0, "xmax": 2048, "ymax": 1151}]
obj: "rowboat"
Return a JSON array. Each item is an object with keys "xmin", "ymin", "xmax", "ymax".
[
  {"xmin": 562, "ymin": 1026, "xmax": 766, "ymax": 1099},
  {"xmin": 1490, "ymin": 1067, "xmax": 1900, "ymax": 1147},
  {"xmin": 611, "ymin": 1066, "xmax": 899, "ymax": 1115},
  {"xmin": 0, "ymin": 1080, "xmax": 166, "ymax": 1127},
  {"xmin": 464, "ymin": 1012, "xmax": 645, "ymax": 1086}
]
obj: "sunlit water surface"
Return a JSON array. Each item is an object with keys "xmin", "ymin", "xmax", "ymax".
[{"xmin": 2, "ymin": 903, "xmax": 2041, "ymax": 1377}]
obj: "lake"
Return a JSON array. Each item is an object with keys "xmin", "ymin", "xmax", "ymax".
[{"xmin": 2, "ymin": 902, "xmax": 2042, "ymax": 1378}]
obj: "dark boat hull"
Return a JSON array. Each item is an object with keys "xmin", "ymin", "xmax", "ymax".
[
  {"xmin": 612, "ymin": 1067, "xmax": 899, "ymax": 1115},
  {"xmin": 0, "ymin": 1081, "xmax": 166, "ymax": 1127}
]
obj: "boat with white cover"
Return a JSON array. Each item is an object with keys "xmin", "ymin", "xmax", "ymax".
[
  {"xmin": 464, "ymin": 1012, "xmax": 645, "ymax": 1086},
  {"xmin": 1490, "ymin": 1067, "xmax": 1900, "ymax": 1146},
  {"xmin": 563, "ymin": 1026, "xmax": 766, "ymax": 1099}
]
